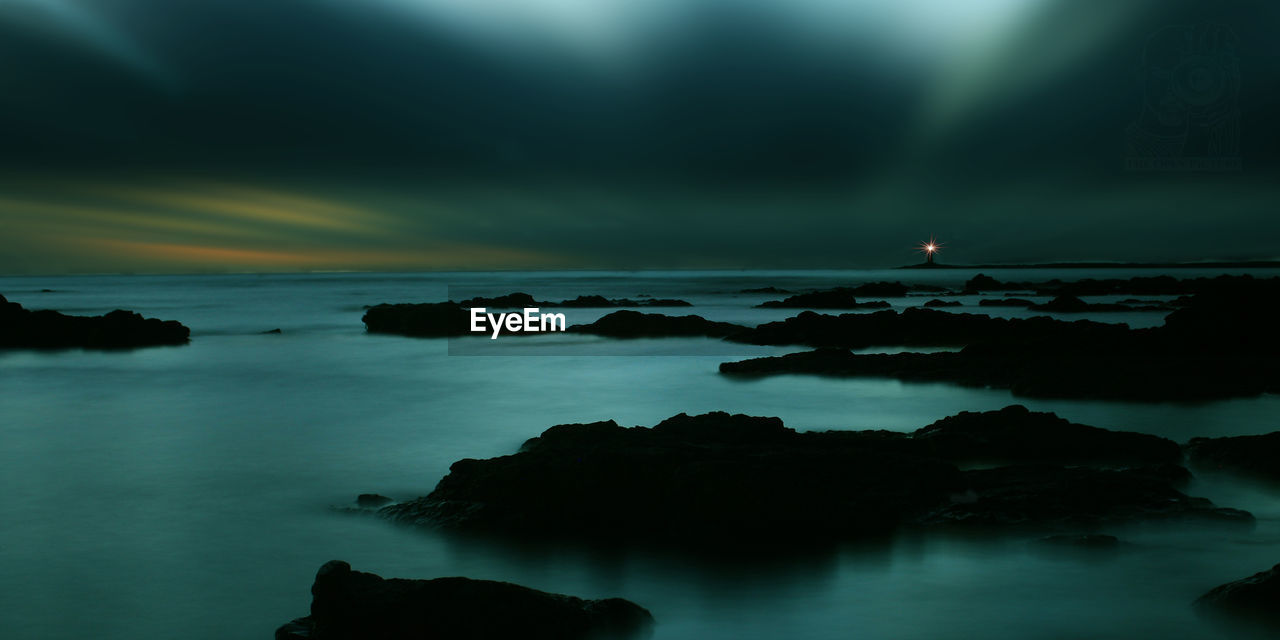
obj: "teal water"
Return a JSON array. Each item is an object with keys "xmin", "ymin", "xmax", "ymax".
[{"xmin": 2, "ymin": 269, "xmax": 1278, "ymax": 639}]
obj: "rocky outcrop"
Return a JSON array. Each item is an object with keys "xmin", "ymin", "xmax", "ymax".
[
  {"xmin": 1185, "ymin": 432, "xmax": 1280, "ymax": 482},
  {"xmin": 757, "ymin": 289, "xmax": 893, "ymax": 309},
  {"xmin": 558, "ymin": 295, "xmax": 691, "ymax": 308},
  {"xmin": 363, "ymin": 302, "xmax": 473, "ymax": 337},
  {"xmin": 383, "ymin": 412, "xmax": 964, "ymax": 542},
  {"xmin": 727, "ymin": 308, "xmax": 1126, "ymax": 351},
  {"xmin": 1195, "ymin": 563, "xmax": 1280, "ymax": 629},
  {"xmin": 0, "ymin": 294, "xmax": 189, "ymax": 349},
  {"xmin": 1028, "ymin": 295, "xmax": 1134, "ymax": 312},
  {"xmin": 978, "ymin": 298, "xmax": 1034, "ymax": 307},
  {"xmin": 721, "ymin": 281, "xmax": 1280, "ymax": 401},
  {"xmin": 912, "ymin": 405, "xmax": 1180, "ymax": 465},
  {"xmin": 917, "ymin": 464, "xmax": 1251, "ymax": 529},
  {"xmin": 569, "ymin": 310, "xmax": 748, "ymax": 338},
  {"xmin": 276, "ymin": 560, "xmax": 653, "ymax": 640},
  {"xmin": 457, "ymin": 293, "xmax": 691, "ymax": 308},
  {"xmin": 923, "ymin": 299, "xmax": 962, "ymax": 308},
  {"xmin": 379, "ymin": 410, "xmax": 1247, "ymax": 543},
  {"xmin": 849, "ymin": 282, "xmax": 910, "ymax": 297}
]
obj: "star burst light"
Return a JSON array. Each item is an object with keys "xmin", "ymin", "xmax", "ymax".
[{"xmin": 917, "ymin": 236, "xmax": 942, "ymax": 264}]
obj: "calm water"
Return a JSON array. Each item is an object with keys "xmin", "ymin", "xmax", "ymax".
[{"xmin": 2, "ymin": 269, "xmax": 1279, "ymax": 640}]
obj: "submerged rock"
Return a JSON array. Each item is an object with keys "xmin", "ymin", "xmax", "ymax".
[
  {"xmin": 1185, "ymin": 432, "xmax": 1280, "ymax": 482},
  {"xmin": 356, "ymin": 494, "xmax": 394, "ymax": 509},
  {"xmin": 1195, "ymin": 563, "xmax": 1280, "ymax": 629},
  {"xmin": 276, "ymin": 560, "xmax": 653, "ymax": 640},
  {"xmin": 569, "ymin": 310, "xmax": 747, "ymax": 338},
  {"xmin": 0, "ymin": 294, "xmax": 189, "ymax": 349}
]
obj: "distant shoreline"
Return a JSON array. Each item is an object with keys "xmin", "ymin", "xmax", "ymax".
[{"xmin": 898, "ymin": 261, "xmax": 1280, "ymax": 270}]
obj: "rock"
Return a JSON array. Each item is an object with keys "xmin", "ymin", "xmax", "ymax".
[
  {"xmin": 757, "ymin": 288, "xmax": 893, "ymax": 309},
  {"xmin": 1029, "ymin": 295, "xmax": 1132, "ymax": 312},
  {"xmin": 383, "ymin": 412, "xmax": 964, "ymax": 542},
  {"xmin": 0, "ymin": 294, "xmax": 190, "ymax": 349},
  {"xmin": 356, "ymin": 494, "xmax": 394, "ymax": 509},
  {"xmin": 276, "ymin": 560, "xmax": 654, "ymax": 640},
  {"xmin": 978, "ymin": 298, "xmax": 1034, "ymax": 307},
  {"xmin": 923, "ymin": 299, "xmax": 962, "ymax": 308},
  {"xmin": 1195, "ymin": 563, "xmax": 1280, "ymax": 628},
  {"xmin": 569, "ymin": 310, "xmax": 748, "ymax": 338},
  {"xmin": 379, "ymin": 410, "xmax": 1247, "ymax": 543},
  {"xmin": 964, "ymin": 274, "xmax": 1006, "ymax": 292},
  {"xmin": 362, "ymin": 302, "xmax": 471, "ymax": 337},
  {"xmin": 728, "ymin": 308, "xmax": 1126, "ymax": 351},
  {"xmin": 918, "ymin": 464, "xmax": 1253, "ymax": 529},
  {"xmin": 1185, "ymin": 432, "xmax": 1280, "ymax": 482},
  {"xmin": 262, "ymin": 328, "xmax": 283, "ymax": 335},
  {"xmin": 739, "ymin": 286, "xmax": 790, "ymax": 294},
  {"xmin": 457, "ymin": 292, "xmax": 543, "ymax": 308},
  {"xmin": 720, "ymin": 280, "xmax": 1280, "ymax": 401},
  {"xmin": 849, "ymin": 282, "xmax": 909, "ymax": 297},
  {"xmin": 913, "ymin": 405, "xmax": 1181, "ymax": 465},
  {"xmin": 557, "ymin": 295, "xmax": 692, "ymax": 308}
]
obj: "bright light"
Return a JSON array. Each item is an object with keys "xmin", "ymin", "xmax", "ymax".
[{"xmin": 917, "ymin": 236, "xmax": 943, "ymax": 262}]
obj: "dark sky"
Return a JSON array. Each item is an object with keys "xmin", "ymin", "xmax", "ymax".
[{"xmin": 1, "ymin": 0, "xmax": 1278, "ymax": 273}]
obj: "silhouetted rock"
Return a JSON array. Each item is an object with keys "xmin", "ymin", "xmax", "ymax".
[
  {"xmin": 1186, "ymin": 432, "xmax": 1280, "ymax": 482},
  {"xmin": 356, "ymin": 494, "xmax": 394, "ymax": 509},
  {"xmin": 913, "ymin": 405, "xmax": 1180, "ymax": 465},
  {"xmin": 729, "ymin": 308, "xmax": 1124, "ymax": 350},
  {"xmin": 363, "ymin": 302, "xmax": 472, "ymax": 337},
  {"xmin": 722, "ymin": 279, "xmax": 1280, "ymax": 401},
  {"xmin": 1029, "ymin": 295, "xmax": 1133, "ymax": 312},
  {"xmin": 923, "ymin": 299, "xmax": 962, "ymax": 308},
  {"xmin": 558, "ymin": 295, "xmax": 691, "ymax": 307},
  {"xmin": 1195, "ymin": 563, "xmax": 1280, "ymax": 629},
  {"xmin": 0, "ymin": 294, "xmax": 189, "ymax": 349},
  {"xmin": 262, "ymin": 328, "xmax": 283, "ymax": 335},
  {"xmin": 380, "ymin": 410, "xmax": 1246, "ymax": 544},
  {"xmin": 964, "ymin": 274, "xmax": 1006, "ymax": 292},
  {"xmin": 457, "ymin": 292, "xmax": 543, "ymax": 308},
  {"xmin": 276, "ymin": 560, "xmax": 653, "ymax": 640},
  {"xmin": 757, "ymin": 288, "xmax": 893, "ymax": 309},
  {"xmin": 849, "ymin": 281, "xmax": 909, "ymax": 297},
  {"xmin": 569, "ymin": 310, "xmax": 747, "ymax": 338},
  {"xmin": 383, "ymin": 412, "xmax": 963, "ymax": 542},
  {"xmin": 978, "ymin": 298, "xmax": 1034, "ymax": 307},
  {"xmin": 918, "ymin": 464, "xmax": 1252, "ymax": 529}
]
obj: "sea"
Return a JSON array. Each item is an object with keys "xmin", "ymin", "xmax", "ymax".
[{"xmin": 2, "ymin": 268, "xmax": 1278, "ymax": 640}]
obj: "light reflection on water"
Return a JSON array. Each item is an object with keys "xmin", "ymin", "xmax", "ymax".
[{"xmin": 1, "ymin": 269, "xmax": 1278, "ymax": 640}]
